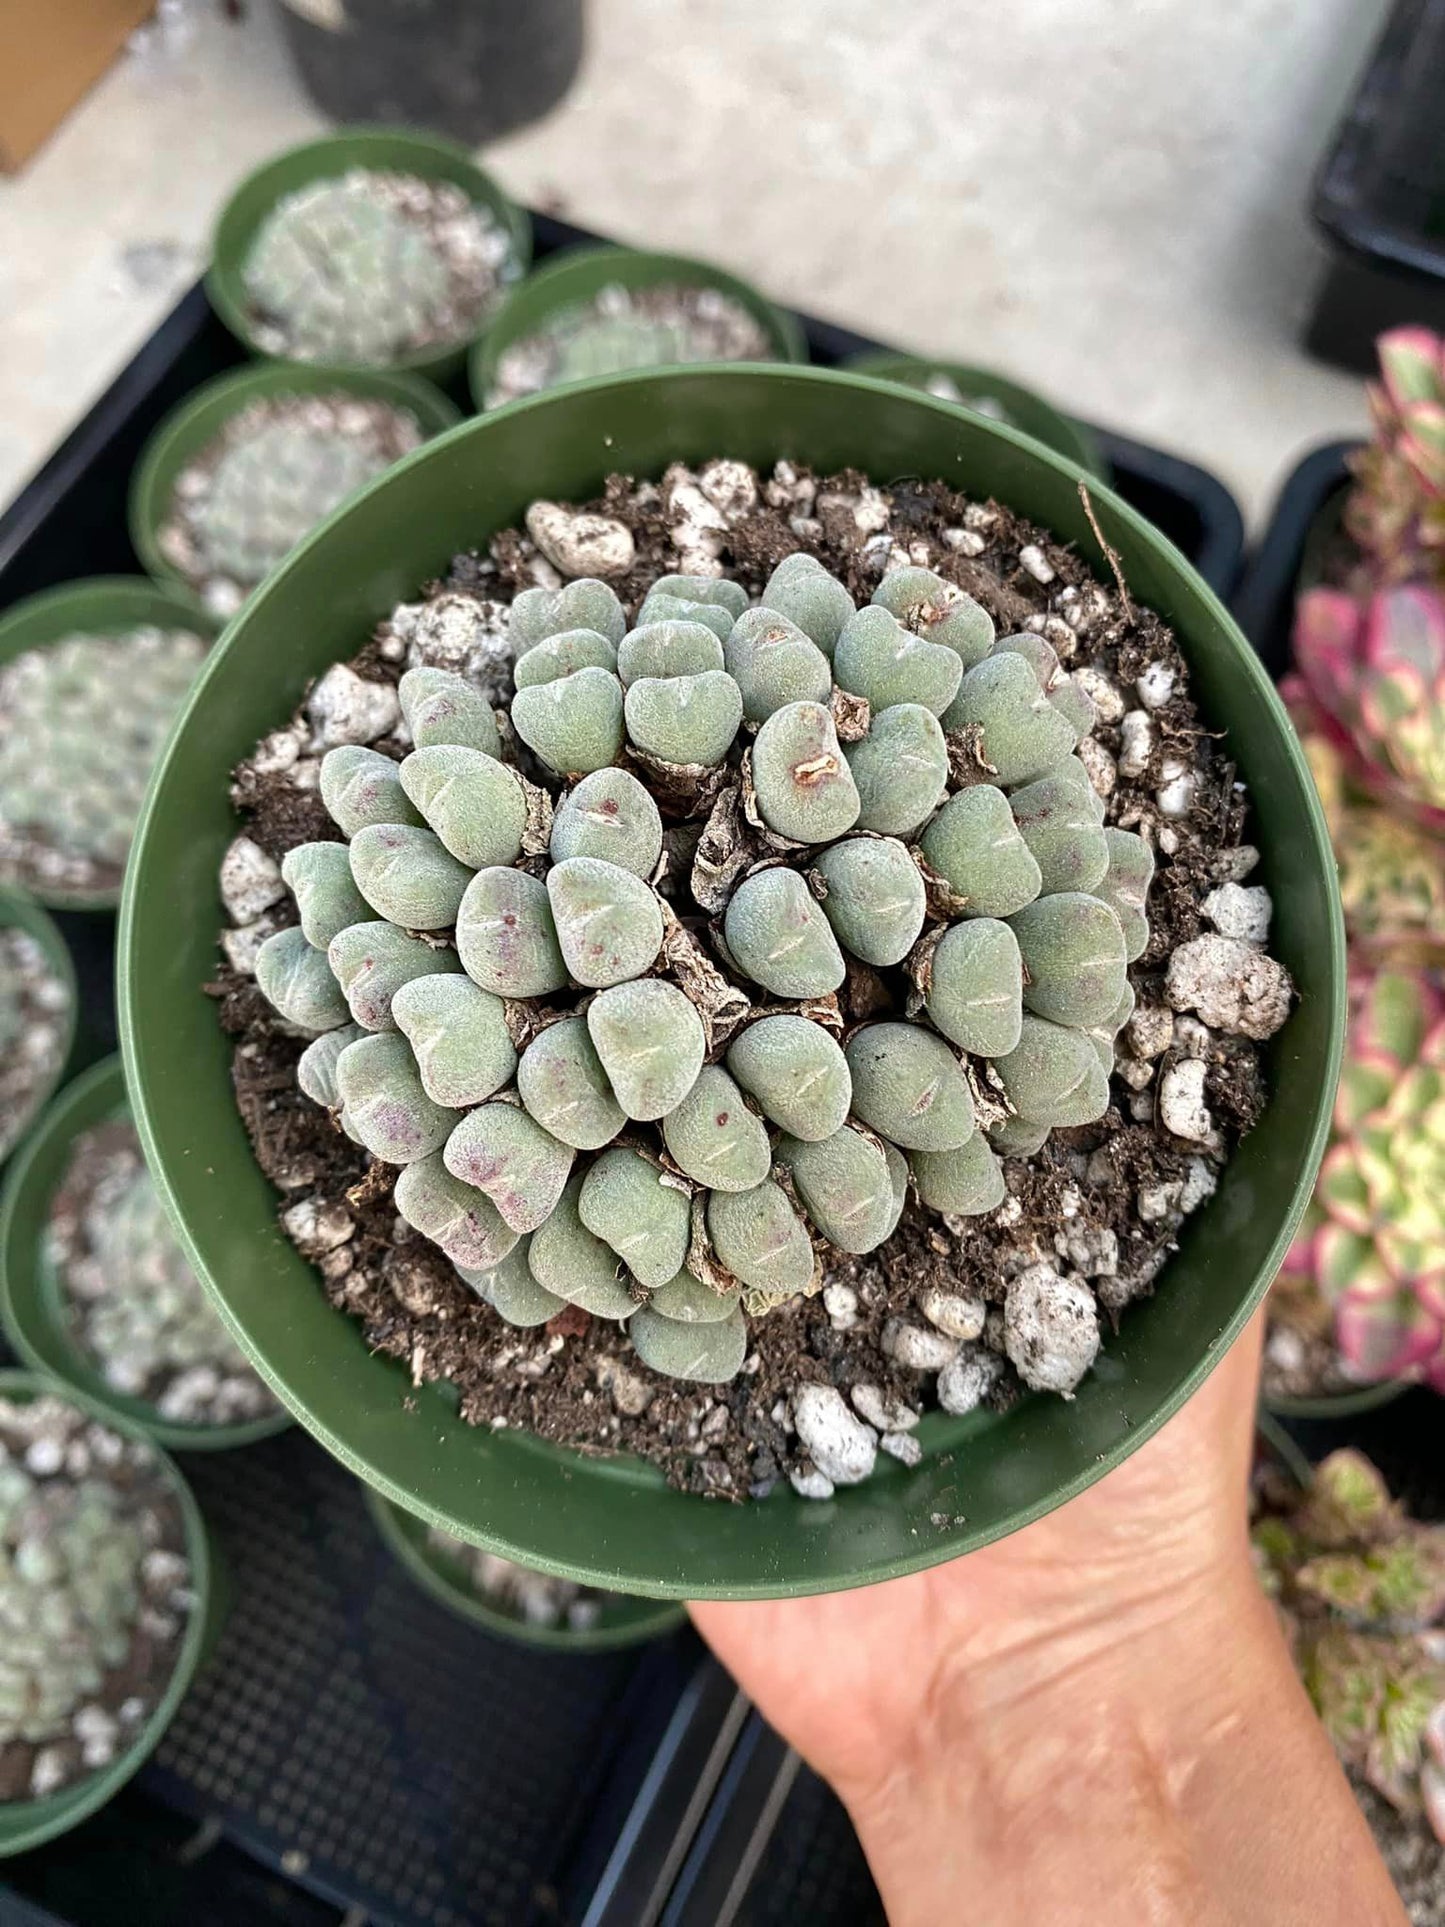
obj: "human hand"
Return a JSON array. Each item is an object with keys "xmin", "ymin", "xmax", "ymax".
[{"xmin": 690, "ymin": 1314, "xmax": 1404, "ymax": 1926}]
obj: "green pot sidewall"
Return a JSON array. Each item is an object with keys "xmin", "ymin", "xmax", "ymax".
[
  {"xmin": 117, "ymin": 364, "xmax": 1346, "ymax": 1599},
  {"xmin": 129, "ymin": 363, "xmax": 462, "ymax": 597},
  {"xmin": 0, "ymin": 1369, "xmax": 213, "ymax": 1858},
  {"xmin": 468, "ymin": 245, "xmax": 808, "ymax": 409},
  {"xmin": 0, "ymin": 580, "xmax": 220, "ymax": 909},
  {"xmin": 0, "ymin": 1056, "xmax": 292, "ymax": 1452},
  {"xmin": 0, "ymin": 886, "xmax": 78, "ymax": 1163},
  {"xmin": 365, "ymin": 1489, "xmax": 686, "ymax": 1651},
  {"xmin": 206, "ymin": 126, "xmax": 533, "ymax": 384},
  {"xmin": 846, "ymin": 351, "xmax": 1108, "ymax": 480},
  {"xmin": 1263, "ymin": 1378, "xmax": 1412, "ymax": 1421}
]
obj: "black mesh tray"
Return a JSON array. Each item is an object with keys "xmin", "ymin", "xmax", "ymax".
[{"xmin": 0, "ymin": 210, "xmax": 1251, "ymax": 1925}]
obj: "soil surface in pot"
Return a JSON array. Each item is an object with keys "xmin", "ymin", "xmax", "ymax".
[
  {"xmin": 0, "ymin": 1390, "xmax": 194, "ymax": 1804},
  {"xmin": 485, "ymin": 284, "xmax": 778, "ymax": 407},
  {"xmin": 243, "ymin": 168, "xmax": 520, "ymax": 367},
  {"xmin": 157, "ymin": 393, "xmax": 427, "ymax": 619},
  {"xmin": 46, "ymin": 1121, "xmax": 279, "ymax": 1430},
  {"xmin": 0, "ymin": 626, "xmax": 207, "ymax": 902},
  {"xmin": 214, "ymin": 460, "xmax": 1292, "ymax": 1501},
  {"xmin": 422, "ymin": 1527, "xmax": 628, "ymax": 1633},
  {"xmin": 0, "ymin": 928, "xmax": 69, "ymax": 1161},
  {"xmin": 1354, "ymin": 1781, "xmax": 1445, "ymax": 1927}
]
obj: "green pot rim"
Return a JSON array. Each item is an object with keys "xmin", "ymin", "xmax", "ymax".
[
  {"xmin": 205, "ymin": 125, "xmax": 533, "ymax": 384},
  {"xmin": 116, "ymin": 364, "xmax": 1346, "ymax": 1599},
  {"xmin": 0, "ymin": 578, "xmax": 220, "ymax": 909},
  {"xmin": 468, "ymin": 243, "xmax": 808, "ymax": 410},
  {"xmin": 129, "ymin": 362, "xmax": 463, "ymax": 602},
  {"xmin": 364, "ymin": 1488, "xmax": 687, "ymax": 1652},
  {"xmin": 845, "ymin": 350, "xmax": 1108, "ymax": 480},
  {"xmin": 0, "ymin": 885, "xmax": 78, "ymax": 1166},
  {"xmin": 1262, "ymin": 1377, "xmax": 1412, "ymax": 1421},
  {"xmin": 0, "ymin": 1368, "xmax": 214, "ymax": 1859},
  {"xmin": 0, "ymin": 1056, "xmax": 293, "ymax": 1452}
]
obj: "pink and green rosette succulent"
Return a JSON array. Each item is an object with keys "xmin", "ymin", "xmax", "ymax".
[
  {"xmin": 1253, "ymin": 1450, "xmax": 1445, "ymax": 1846},
  {"xmin": 1277, "ymin": 969, "xmax": 1445, "ymax": 1392}
]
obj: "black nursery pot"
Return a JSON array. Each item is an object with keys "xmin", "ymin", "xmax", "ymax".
[{"xmin": 275, "ymin": 0, "xmax": 585, "ymax": 146}]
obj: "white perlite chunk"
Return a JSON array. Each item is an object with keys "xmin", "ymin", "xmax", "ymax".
[
  {"xmin": 1057, "ymin": 1225, "xmax": 1118, "ymax": 1277},
  {"xmin": 307, "ymin": 664, "xmax": 400, "ymax": 749},
  {"xmin": 937, "ymin": 1344, "xmax": 1005, "ymax": 1415},
  {"xmin": 850, "ymin": 1383, "xmax": 921, "ymax": 1433},
  {"xmin": 1117, "ymin": 709, "xmax": 1153, "ymax": 779},
  {"xmin": 525, "ymin": 501, "xmax": 635, "ymax": 578},
  {"xmin": 790, "ymin": 1466, "xmax": 836, "ymax": 1501},
  {"xmin": 1202, "ymin": 883, "xmax": 1272, "ymax": 946},
  {"xmin": 881, "ymin": 1318, "xmax": 960, "ymax": 1372},
  {"xmin": 823, "ymin": 1281, "xmax": 859, "ymax": 1332},
  {"xmin": 1166, "ymin": 934, "xmax": 1292, "ymax": 1040},
  {"xmin": 219, "ymin": 836, "xmax": 284, "ymax": 924},
  {"xmin": 1155, "ymin": 755, "xmax": 1195, "ymax": 818},
  {"xmin": 1136, "ymin": 661, "xmax": 1176, "ymax": 710},
  {"xmin": 791, "ymin": 1383, "xmax": 878, "ymax": 1486},
  {"xmin": 920, "ymin": 1288, "xmax": 987, "ymax": 1342},
  {"xmin": 1003, "ymin": 1265, "xmax": 1099, "ymax": 1396},
  {"xmin": 1075, "ymin": 736, "xmax": 1116, "ymax": 801},
  {"xmin": 1018, "ymin": 543, "xmax": 1055, "ymax": 584},
  {"xmin": 881, "ymin": 1431, "xmax": 922, "ymax": 1467},
  {"xmin": 1073, "ymin": 665, "xmax": 1124, "ymax": 723},
  {"xmin": 281, "ymin": 1198, "xmax": 355, "ymax": 1252},
  {"xmin": 1158, "ymin": 1057, "xmax": 1213, "ymax": 1143},
  {"xmin": 1126, "ymin": 1003, "xmax": 1174, "ymax": 1060}
]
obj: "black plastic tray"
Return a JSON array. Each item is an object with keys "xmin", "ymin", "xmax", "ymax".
[
  {"xmin": 1305, "ymin": 0, "xmax": 1445, "ymax": 371},
  {"xmin": 0, "ymin": 211, "xmax": 1251, "ymax": 1926}
]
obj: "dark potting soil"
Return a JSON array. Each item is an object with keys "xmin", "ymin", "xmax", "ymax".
[
  {"xmin": 1354, "ymin": 1779, "xmax": 1445, "ymax": 1927},
  {"xmin": 214, "ymin": 464, "xmax": 1278, "ymax": 1499},
  {"xmin": 0, "ymin": 1393, "xmax": 192, "ymax": 1804}
]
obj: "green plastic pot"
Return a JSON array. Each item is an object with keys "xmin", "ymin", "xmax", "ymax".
[
  {"xmin": 1262, "ymin": 1377, "xmax": 1411, "ymax": 1422},
  {"xmin": 469, "ymin": 245, "xmax": 808, "ymax": 409},
  {"xmin": 0, "ymin": 886, "xmax": 76, "ymax": 1166},
  {"xmin": 206, "ymin": 127, "xmax": 533, "ymax": 385},
  {"xmin": 129, "ymin": 362, "xmax": 462, "ymax": 602},
  {"xmin": 847, "ymin": 350, "xmax": 1108, "ymax": 480},
  {"xmin": 365, "ymin": 1489, "xmax": 686, "ymax": 1651},
  {"xmin": 117, "ymin": 365, "xmax": 1345, "ymax": 1600},
  {"xmin": 0, "ymin": 578, "xmax": 219, "ymax": 910},
  {"xmin": 0, "ymin": 1369, "xmax": 215, "ymax": 1858},
  {"xmin": 0, "ymin": 1056, "xmax": 292, "ymax": 1453}
]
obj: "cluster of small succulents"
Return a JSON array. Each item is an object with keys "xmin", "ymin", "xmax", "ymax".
[
  {"xmin": 1272, "ymin": 969, "xmax": 1445, "ymax": 1397},
  {"xmin": 243, "ymin": 169, "xmax": 520, "ymax": 366},
  {"xmin": 0, "ymin": 1392, "xmax": 193, "ymax": 1803},
  {"xmin": 158, "ymin": 394, "xmax": 425, "ymax": 616},
  {"xmin": 1253, "ymin": 1449, "xmax": 1445, "ymax": 1852},
  {"xmin": 1274, "ymin": 328, "xmax": 1445, "ymax": 1401},
  {"xmin": 249, "ymin": 545, "xmax": 1162, "ymax": 1389},
  {"xmin": 48, "ymin": 1124, "xmax": 278, "ymax": 1428},
  {"xmin": 0, "ymin": 627, "xmax": 207, "ymax": 900},
  {"xmin": 0, "ymin": 927, "xmax": 70, "ymax": 1161},
  {"xmin": 423, "ymin": 1527, "xmax": 616, "ymax": 1632},
  {"xmin": 486, "ymin": 281, "xmax": 776, "ymax": 406}
]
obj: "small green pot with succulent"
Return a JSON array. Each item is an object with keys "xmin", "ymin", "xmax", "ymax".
[
  {"xmin": 207, "ymin": 127, "xmax": 532, "ymax": 383},
  {"xmin": 0, "ymin": 1370, "xmax": 214, "ymax": 1857},
  {"xmin": 1266, "ymin": 327, "xmax": 1445, "ymax": 1412},
  {"xmin": 0, "ymin": 579, "xmax": 217, "ymax": 909},
  {"xmin": 366, "ymin": 1491, "xmax": 686, "ymax": 1650},
  {"xmin": 846, "ymin": 351, "xmax": 1107, "ymax": 481},
  {"xmin": 1253, "ymin": 1448, "xmax": 1445, "ymax": 1916},
  {"xmin": 131, "ymin": 364, "xmax": 461, "ymax": 620},
  {"xmin": 119, "ymin": 366, "xmax": 1340, "ymax": 1599},
  {"xmin": 470, "ymin": 246, "xmax": 806, "ymax": 409},
  {"xmin": 0, "ymin": 1058, "xmax": 288, "ymax": 1450},
  {"xmin": 0, "ymin": 888, "xmax": 75, "ymax": 1169}
]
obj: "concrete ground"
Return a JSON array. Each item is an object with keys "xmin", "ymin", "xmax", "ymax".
[{"xmin": 0, "ymin": 0, "xmax": 1392, "ymax": 522}]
